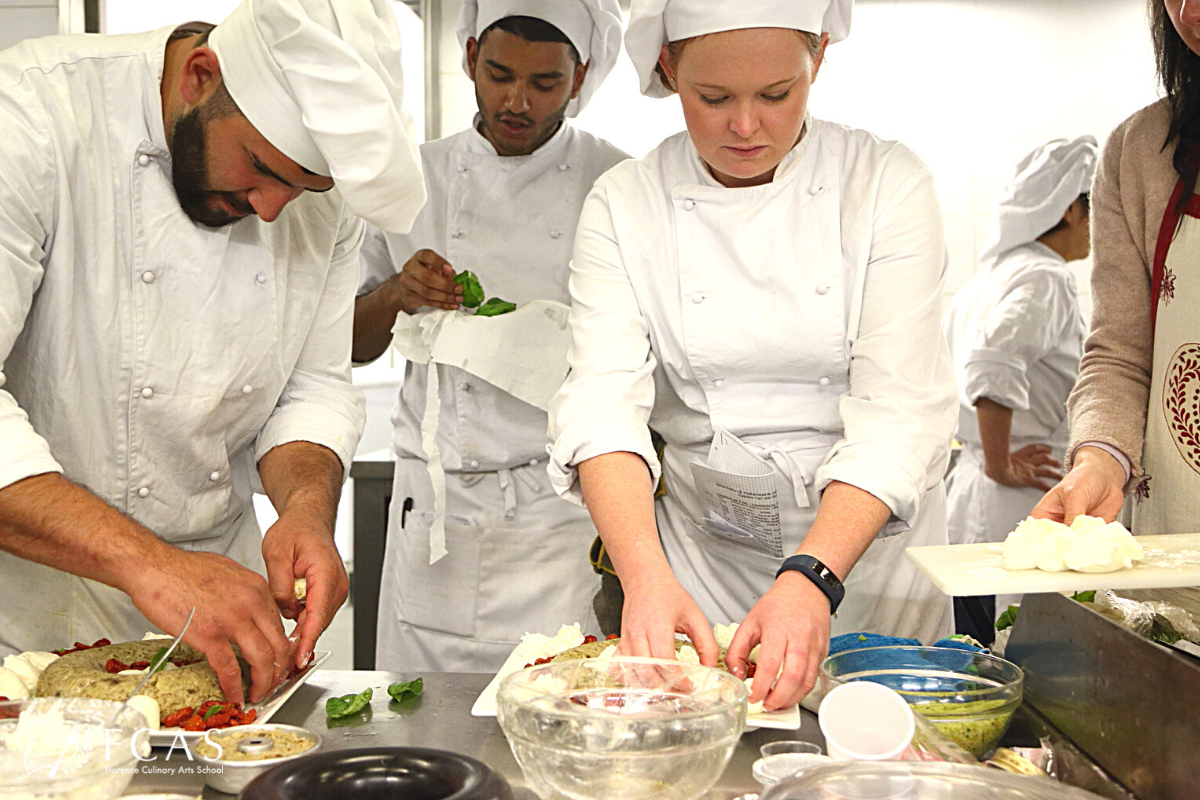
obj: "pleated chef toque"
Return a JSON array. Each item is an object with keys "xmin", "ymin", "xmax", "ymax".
[
  {"xmin": 626, "ymin": 0, "xmax": 854, "ymax": 98},
  {"xmin": 978, "ymin": 136, "xmax": 1099, "ymax": 266},
  {"xmin": 208, "ymin": 0, "xmax": 426, "ymax": 233},
  {"xmin": 456, "ymin": 0, "xmax": 624, "ymax": 117}
]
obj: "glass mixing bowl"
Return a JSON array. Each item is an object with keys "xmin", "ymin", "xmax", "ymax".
[
  {"xmin": 0, "ymin": 697, "xmax": 150, "ymax": 800},
  {"xmin": 497, "ymin": 656, "xmax": 747, "ymax": 800},
  {"xmin": 819, "ymin": 646, "xmax": 1023, "ymax": 759},
  {"xmin": 760, "ymin": 761, "xmax": 1108, "ymax": 800}
]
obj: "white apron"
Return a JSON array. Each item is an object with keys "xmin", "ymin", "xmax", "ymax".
[
  {"xmin": 375, "ymin": 457, "xmax": 599, "ymax": 672},
  {"xmin": 652, "ymin": 132, "xmax": 951, "ymax": 644},
  {"xmin": 1134, "ymin": 184, "xmax": 1200, "ymax": 532},
  {"xmin": 945, "ymin": 443, "xmax": 1064, "ymax": 546}
]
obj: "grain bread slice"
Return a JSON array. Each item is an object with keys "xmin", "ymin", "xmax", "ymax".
[{"xmin": 35, "ymin": 640, "xmax": 249, "ymax": 722}]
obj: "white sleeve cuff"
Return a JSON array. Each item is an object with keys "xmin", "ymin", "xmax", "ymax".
[
  {"xmin": 815, "ymin": 439, "xmax": 929, "ymax": 525},
  {"xmin": 255, "ymin": 402, "xmax": 365, "ymax": 480},
  {"xmin": 1073, "ymin": 441, "xmax": 1133, "ymax": 483},
  {"xmin": 0, "ymin": 399, "xmax": 64, "ymax": 491},
  {"xmin": 548, "ymin": 415, "xmax": 660, "ymax": 506},
  {"xmin": 962, "ymin": 348, "xmax": 1031, "ymax": 412}
]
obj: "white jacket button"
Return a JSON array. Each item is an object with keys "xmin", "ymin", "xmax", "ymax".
[
  {"xmin": 256, "ymin": 273, "xmax": 267, "ymax": 284},
  {"xmin": 809, "ymin": 186, "xmax": 823, "ymax": 195},
  {"xmin": 140, "ymin": 387, "xmax": 153, "ymax": 399},
  {"xmin": 469, "ymin": 460, "xmax": 480, "ymax": 469},
  {"xmin": 138, "ymin": 154, "xmax": 150, "ymax": 167},
  {"xmin": 714, "ymin": 379, "xmax": 725, "ymax": 388},
  {"xmin": 683, "ymin": 199, "xmax": 696, "ymax": 211},
  {"xmin": 242, "ymin": 384, "xmax": 253, "ymax": 395},
  {"xmin": 816, "ymin": 284, "xmax": 830, "ymax": 295},
  {"xmin": 692, "ymin": 292, "xmax": 706, "ymax": 304},
  {"xmin": 550, "ymin": 230, "xmax": 562, "ymax": 239},
  {"xmin": 141, "ymin": 271, "xmax": 155, "ymax": 284},
  {"xmin": 209, "ymin": 471, "xmax": 220, "ymax": 482},
  {"xmin": 558, "ymin": 164, "xmax": 570, "ymax": 171},
  {"xmin": 451, "ymin": 231, "xmax": 465, "ymax": 240},
  {"xmin": 138, "ymin": 486, "xmax": 150, "ymax": 498},
  {"xmin": 819, "ymin": 376, "xmax": 831, "ymax": 386}
]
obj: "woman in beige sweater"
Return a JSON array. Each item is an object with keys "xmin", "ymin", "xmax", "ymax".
[{"xmin": 1034, "ymin": 0, "xmax": 1200, "ymax": 535}]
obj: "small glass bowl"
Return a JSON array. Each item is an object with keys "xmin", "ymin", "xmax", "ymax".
[
  {"xmin": 497, "ymin": 656, "xmax": 747, "ymax": 800},
  {"xmin": 819, "ymin": 646, "xmax": 1023, "ymax": 759}
]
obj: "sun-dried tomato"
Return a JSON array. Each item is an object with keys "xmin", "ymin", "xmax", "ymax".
[
  {"xmin": 582, "ymin": 635, "xmax": 598, "ymax": 644},
  {"xmin": 53, "ymin": 638, "xmax": 112, "ymax": 656},
  {"xmin": 104, "ymin": 658, "xmax": 130, "ymax": 674},
  {"xmin": 286, "ymin": 651, "xmax": 316, "ymax": 679},
  {"xmin": 161, "ymin": 707, "xmax": 194, "ymax": 728},
  {"xmin": 606, "ymin": 634, "xmax": 619, "ymax": 640},
  {"xmin": 181, "ymin": 715, "xmax": 206, "ymax": 732},
  {"xmin": 128, "ymin": 661, "xmax": 151, "ymax": 671}
]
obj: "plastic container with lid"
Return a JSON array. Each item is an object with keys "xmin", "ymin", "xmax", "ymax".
[{"xmin": 760, "ymin": 762, "xmax": 1110, "ymax": 800}]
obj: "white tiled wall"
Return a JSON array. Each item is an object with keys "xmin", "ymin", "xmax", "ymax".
[{"xmin": 807, "ymin": 0, "xmax": 1162, "ymax": 320}]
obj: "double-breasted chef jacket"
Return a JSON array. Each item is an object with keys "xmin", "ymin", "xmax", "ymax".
[
  {"xmin": 549, "ymin": 118, "xmax": 957, "ymax": 643},
  {"xmin": 943, "ymin": 241, "xmax": 1086, "ymax": 546},
  {"xmin": 358, "ymin": 120, "xmax": 628, "ymax": 671},
  {"xmin": 0, "ymin": 26, "xmax": 366, "ymax": 654}
]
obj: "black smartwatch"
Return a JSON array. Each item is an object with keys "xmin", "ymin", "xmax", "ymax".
[{"xmin": 776, "ymin": 555, "xmax": 845, "ymax": 614}]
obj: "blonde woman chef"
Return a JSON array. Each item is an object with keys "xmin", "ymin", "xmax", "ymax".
[{"xmin": 548, "ymin": 0, "xmax": 957, "ymax": 711}]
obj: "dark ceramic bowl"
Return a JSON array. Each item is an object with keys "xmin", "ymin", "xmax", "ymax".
[{"xmin": 239, "ymin": 747, "xmax": 513, "ymax": 800}]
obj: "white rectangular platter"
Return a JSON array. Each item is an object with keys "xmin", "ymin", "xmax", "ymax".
[
  {"xmin": 148, "ymin": 650, "xmax": 330, "ymax": 747},
  {"xmin": 472, "ymin": 645, "xmax": 800, "ymax": 731},
  {"xmin": 906, "ymin": 533, "xmax": 1200, "ymax": 597}
]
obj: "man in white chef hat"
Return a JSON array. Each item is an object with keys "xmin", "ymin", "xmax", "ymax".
[
  {"xmin": 943, "ymin": 136, "xmax": 1097, "ymax": 629},
  {"xmin": 353, "ymin": 0, "xmax": 628, "ymax": 673},
  {"xmin": 0, "ymin": 0, "xmax": 424, "ymax": 706}
]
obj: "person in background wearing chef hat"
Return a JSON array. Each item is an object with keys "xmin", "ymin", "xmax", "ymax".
[
  {"xmin": 942, "ymin": 136, "xmax": 1097, "ymax": 633},
  {"xmin": 353, "ymin": 0, "xmax": 627, "ymax": 673},
  {"xmin": 0, "ymin": 0, "xmax": 424, "ymax": 706},
  {"xmin": 548, "ymin": 0, "xmax": 957, "ymax": 711}
]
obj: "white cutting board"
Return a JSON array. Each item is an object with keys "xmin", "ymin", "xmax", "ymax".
[{"xmin": 906, "ymin": 533, "xmax": 1200, "ymax": 597}]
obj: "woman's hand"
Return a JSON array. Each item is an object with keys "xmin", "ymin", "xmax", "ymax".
[
  {"xmin": 617, "ymin": 572, "xmax": 720, "ymax": 667},
  {"xmin": 724, "ymin": 571, "xmax": 831, "ymax": 711},
  {"xmin": 984, "ymin": 443, "xmax": 1063, "ymax": 492},
  {"xmin": 1031, "ymin": 445, "xmax": 1126, "ymax": 524}
]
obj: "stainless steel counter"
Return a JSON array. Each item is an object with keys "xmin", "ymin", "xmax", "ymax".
[{"xmin": 125, "ymin": 669, "xmax": 824, "ymax": 798}]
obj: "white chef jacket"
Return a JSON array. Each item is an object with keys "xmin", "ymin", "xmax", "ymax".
[
  {"xmin": 358, "ymin": 120, "xmax": 628, "ymax": 470},
  {"xmin": 0, "ymin": 27, "xmax": 366, "ymax": 653},
  {"xmin": 943, "ymin": 242, "xmax": 1085, "ymax": 451},
  {"xmin": 943, "ymin": 241, "xmax": 1085, "ymax": 546},
  {"xmin": 550, "ymin": 120, "xmax": 957, "ymax": 526},
  {"xmin": 548, "ymin": 120, "xmax": 956, "ymax": 641}
]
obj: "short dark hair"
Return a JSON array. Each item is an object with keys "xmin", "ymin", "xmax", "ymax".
[
  {"xmin": 186, "ymin": 25, "xmax": 243, "ymax": 122},
  {"xmin": 478, "ymin": 15, "xmax": 580, "ymax": 66},
  {"xmin": 1041, "ymin": 193, "xmax": 1090, "ymax": 237}
]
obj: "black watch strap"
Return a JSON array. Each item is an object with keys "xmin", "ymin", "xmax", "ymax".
[{"xmin": 776, "ymin": 555, "xmax": 845, "ymax": 614}]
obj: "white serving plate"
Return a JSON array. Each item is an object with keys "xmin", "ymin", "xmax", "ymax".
[
  {"xmin": 471, "ymin": 644, "xmax": 800, "ymax": 731},
  {"xmin": 148, "ymin": 650, "xmax": 330, "ymax": 747},
  {"xmin": 906, "ymin": 533, "xmax": 1200, "ymax": 597}
]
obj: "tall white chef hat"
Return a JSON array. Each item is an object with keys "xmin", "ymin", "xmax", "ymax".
[
  {"xmin": 208, "ymin": 0, "xmax": 426, "ymax": 233},
  {"xmin": 456, "ymin": 0, "xmax": 624, "ymax": 117},
  {"xmin": 626, "ymin": 0, "xmax": 854, "ymax": 99},
  {"xmin": 978, "ymin": 135, "xmax": 1099, "ymax": 266}
]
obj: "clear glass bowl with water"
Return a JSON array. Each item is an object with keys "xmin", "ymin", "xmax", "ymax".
[{"xmin": 497, "ymin": 656, "xmax": 747, "ymax": 800}]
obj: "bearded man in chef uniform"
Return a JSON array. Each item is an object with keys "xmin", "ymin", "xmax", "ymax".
[
  {"xmin": 943, "ymin": 136, "xmax": 1097, "ymax": 624},
  {"xmin": 0, "ymin": 0, "xmax": 425, "ymax": 705},
  {"xmin": 354, "ymin": 0, "xmax": 628, "ymax": 673}
]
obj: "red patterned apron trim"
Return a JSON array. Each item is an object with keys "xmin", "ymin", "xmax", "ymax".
[{"xmin": 1150, "ymin": 181, "xmax": 1200, "ymax": 334}]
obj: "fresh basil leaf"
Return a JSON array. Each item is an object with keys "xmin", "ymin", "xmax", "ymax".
[
  {"xmin": 454, "ymin": 271, "xmax": 485, "ymax": 309},
  {"xmin": 995, "ymin": 605, "xmax": 1020, "ymax": 631},
  {"xmin": 202, "ymin": 704, "xmax": 225, "ymax": 721},
  {"xmin": 147, "ymin": 647, "xmax": 170, "ymax": 676},
  {"xmin": 476, "ymin": 298, "xmax": 517, "ymax": 317},
  {"xmin": 387, "ymin": 678, "xmax": 424, "ymax": 702},
  {"xmin": 325, "ymin": 688, "xmax": 372, "ymax": 719},
  {"xmin": 1071, "ymin": 590, "xmax": 1096, "ymax": 604}
]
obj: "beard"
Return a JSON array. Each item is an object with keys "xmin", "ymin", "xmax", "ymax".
[
  {"xmin": 169, "ymin": 106, "xmax": 255, "ymax": 229},
  {"xmin": 476, "ymin": 87, "xmax": 570, "ymax": 157}
]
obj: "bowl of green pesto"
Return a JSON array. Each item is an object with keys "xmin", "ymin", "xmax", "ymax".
[{"xmin": 818, "ymin": 646, "xmax": 1023, "ymax": 759}]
